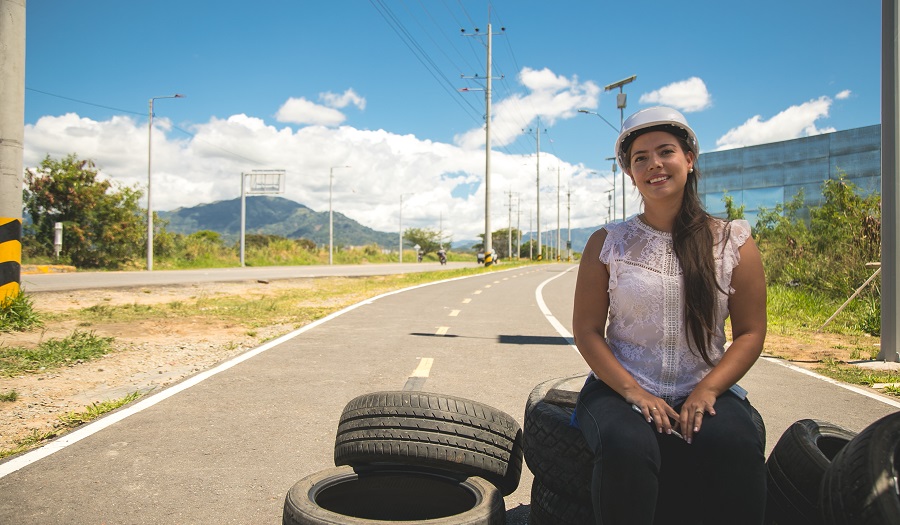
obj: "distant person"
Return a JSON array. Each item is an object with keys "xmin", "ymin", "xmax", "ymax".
[{"xmin": 572, "ymin": 107, "xmax": 768, "ymax": 524}]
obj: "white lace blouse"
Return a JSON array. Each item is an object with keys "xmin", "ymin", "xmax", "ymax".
[{"xmin": 597, "ymin": 216, "xmax": 752, "ymax": 405}]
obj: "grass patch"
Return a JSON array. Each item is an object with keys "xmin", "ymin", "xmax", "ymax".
[
  {"xmin": 0, "ymin": 390, "xmax": 18, "ymax": 402},
  {"xmin": 0, "ymin": 330, "xmax": 116, "ymax": 376},
  {"xmin": 49, "ymin": 266, "xmax": 525, "ymax": 329},
  {"xmin": 768, "ymin": 284, "xmax": 877, "ymax": 336},
  {"xmin": 56, "ymin": 391, "xmax": 143, "ymax": 427},
  {"xmin": 0, "ymin": 289, "xmax": 44, "ymax": 332},
  {"xmin": 814, "ymin": 359, "xmax": 900, "ymax": 391},
  {"xmin": 0, "ymin": 391, "xmax": 143, "ymax": 459}
]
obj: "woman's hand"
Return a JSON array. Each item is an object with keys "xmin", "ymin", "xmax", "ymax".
[
  {"xmin": 679, "ymin": 388, "xmax": 718, "ymax": 444},
  {"xmin": 630, "ymin": 394, "xmax": 680, "ymax": 437}
]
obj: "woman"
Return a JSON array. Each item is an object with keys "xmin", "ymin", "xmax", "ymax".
[{"xmin": 573, "ymin": 106, "xmax": 767, "ymax": 524}]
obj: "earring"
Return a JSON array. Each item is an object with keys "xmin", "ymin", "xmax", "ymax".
[{"xmin": 689, "ymin": 168, "xmax": 694, "ymax": 173}]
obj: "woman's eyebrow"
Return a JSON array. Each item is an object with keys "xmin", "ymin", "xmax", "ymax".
[{"xmin": 632, "ymin": 142, "xmax": 678, "ymax": 156}]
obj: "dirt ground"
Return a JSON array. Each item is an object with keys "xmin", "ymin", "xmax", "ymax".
[{"xmin": 0, "ymin": 280, "xmax": 883, "ymax": 456}]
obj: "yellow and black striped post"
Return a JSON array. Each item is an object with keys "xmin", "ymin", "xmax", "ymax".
[{"xmin": 0, "ymin": 218, "xmax": 21, "ymax": 300}]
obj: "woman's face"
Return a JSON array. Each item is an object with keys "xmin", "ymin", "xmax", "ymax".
[{"xmin": 626, "ymin": 130, "xmax": 695, "ymax": 204}]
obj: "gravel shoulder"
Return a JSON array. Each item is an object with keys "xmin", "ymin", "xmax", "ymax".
[{"xmin": 0, "ymin": 279, "xmax": 886, "ymax": 457}]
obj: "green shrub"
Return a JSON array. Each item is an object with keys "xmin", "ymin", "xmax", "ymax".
[{"xmin": 0, "ymin": 290, "xmax": 43, "ymax": 332}]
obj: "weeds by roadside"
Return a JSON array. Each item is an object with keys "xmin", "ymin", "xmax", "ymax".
[
  {"xmin": 0, "ymin": 289, "xmax": 43, "ymax": 333},
  {"xmin": 0, "ymin": 390, "xmax": 17, "ymax": 402},
  {"xmin": 814, "ymin": 358, "xmax": 900, "ymax": 397},
  {"xmin": 0, "ymin": 330, "xmax": 115, "ymax": 376},
  {"xmin": 0, "ymin": 391, "xmax": 143, "ymax": 459}
]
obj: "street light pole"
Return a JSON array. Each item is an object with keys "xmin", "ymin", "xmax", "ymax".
[
  {"xmin": 147, "ymin": 93, "xmax": 184, "ymax": 271},
  {"xmin": 605, "ymin": 75, "xmax": 636, "ymax": 221},
  {"xmin": 578, "ymin": 109, "xmax": 618, "ymax": 223},
  {"xmin": 328, "ymin": 165, "xmax": 350, "ymax": 265}
]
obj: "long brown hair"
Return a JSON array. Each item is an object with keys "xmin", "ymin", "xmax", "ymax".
[
  {"xmin": 672, "ymin": 160, "xmax": 725, "ymax": 366},
  {"xmin": 624, "ymin": 132, "xmax": 724, "ymax": 366}
]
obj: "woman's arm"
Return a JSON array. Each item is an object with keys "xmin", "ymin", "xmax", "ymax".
[
  {"xmin": 573, "ymin": 228, "xmax": 680, "ymax": 433},
  {"xmin": 679, "ymin": 235, "xmax": 767, "ymax": 442}
]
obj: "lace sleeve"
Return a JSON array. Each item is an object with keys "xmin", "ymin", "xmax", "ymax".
[
  {"xmin": 598, "ymin": 225, "xmax": 619, "ymax": 291},
  {"xmin": 723, "ymin": 219, "xmax": 752, "ymax": 294}
]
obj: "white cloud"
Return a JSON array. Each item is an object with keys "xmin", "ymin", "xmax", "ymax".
[
  {"xmin": 835, "ymin": 89, "xmax": 851, "ymax": 100},
  {"xmin": 714, "ymin": 96, "xmax": 836, "ymax": 150},
  {"xmin": 24, "ymin": 109, "xmax": 601, "ymax": 242},
  {"xmin": 275, "ymin": 97, "xmax": 346, "ymax": 126},
  {"xmin": 320, "ymin": 89, "xmax": 366, "ymax": 110},
  {"xmin": 453, "ymin": 67, "xmax": 601, "ymax": 150},
  {"xmin": 22, "ymin": 68, "xmax": 620, "ymax": 243},
  {"xmin": 639, "ymin": 77, "xmax": 712, "ymax": 112}
]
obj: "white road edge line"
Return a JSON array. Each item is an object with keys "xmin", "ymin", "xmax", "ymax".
[
  {"xmin": 0, "ymin": 268, "xmax": 518, "ymax": 479},
  {"xmin": 761, "ymin": 356, "xmax": 900, "ymax": 409},
  {"xmin": 534, "ymin": 266, "xmax": 900, "ymax": 411},
  {"xmin": 535, "ymin": 266, "xmax": 578, "ymax": 351}
]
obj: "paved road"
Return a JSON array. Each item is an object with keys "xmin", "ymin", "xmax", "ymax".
[
  {"xmin": 20, "ymin": 261, "xmax": 477, "ymax": 292},
  {"xmin": 1, "ymin": 263, "xmax": 898, "ymax": 524}
]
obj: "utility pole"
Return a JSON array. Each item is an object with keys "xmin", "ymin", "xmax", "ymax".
[
  {"xmin": 461, "ymin": 21, "xmax": 504, "ymax": 266},
  {"xmin": 881, "ymin": 0, "xmax": 900, "ymax": 362},
  {"xmin": 505, "ymin": 189, "xmax": 514, "ymax": 260},
  {"xmin": 0, "ymin": 0, "xmax": 25, "ymax": 300},
  {"xmin": 515, "ymin": 193, "xmax": 521, "ymax": 259},
  {"xmin": 524, "ymin": 119, "xmax": 544, "ymax": 260},
  {"xmin": 556, "ymin": 164, "xmax": 561, "ymax": 261},
  {"xmin": 529, "ymin": 209, "xmax": 533, "ymax": 260},
  {"xmin": 566, "ymin": 186, "xmax": 572, "ymax": 261}
]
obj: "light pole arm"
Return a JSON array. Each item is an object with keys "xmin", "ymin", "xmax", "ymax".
[{"xmin": 577, "ymin": 109, "xmax": 619, "ymax": 133}]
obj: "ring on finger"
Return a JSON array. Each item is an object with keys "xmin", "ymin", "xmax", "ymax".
[{"xmin": 650, "ymin": 407, "xmax": 658, "ymax": 411}]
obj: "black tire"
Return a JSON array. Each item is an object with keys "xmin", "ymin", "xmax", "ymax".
[
  {"xmin": 283, "ymin": 465, "xmax": 505, "ymax": 525},
  {"xmin": 819, "ymin": 411, "xmax": 900, "ymax": 525},
  {"xmin": 523, "ymin": 375, "xmax": 593, "ymax": 500},
  {"xmin": 765, "ymin": 419, "xmax": 857, "ymax": 525},
  {"xmin": 523, "ymin": 375, "xmax": 766, "ymax": 504},
  {"xmin": 334, "ymin": 391, "xmax": 524, "ymax": 496},
  {"xmin": 529, "ymin": 476, "xmax": 593, "ymax": 525}
]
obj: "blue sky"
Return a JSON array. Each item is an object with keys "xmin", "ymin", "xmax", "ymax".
[{"xmin": 23, "ymin": 0, "xmax": 883, "ymax": 241}]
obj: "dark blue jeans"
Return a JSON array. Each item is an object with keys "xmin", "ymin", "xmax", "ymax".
[{"xmin": 575, "ymin": 376, "xmax": 766, "ymax": 525}]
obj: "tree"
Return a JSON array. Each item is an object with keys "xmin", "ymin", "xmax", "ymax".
[
  {"xmin": 756, "ymin": 175, "xmax": 881, "ymax": 297},
  {"xmin": 723, "ymin": 193, "xmax": 745, "ymax": 221},
  {"xmin": 472, "ymin": 229, "xmax": 522, "ymax": 259},
  {"xmin": 23, "ymin": 154, "xmax": 145, "ymax": 269},
  {"xmin": 403, "ymin": 227, "xmax": 445, "ymax": 255}
]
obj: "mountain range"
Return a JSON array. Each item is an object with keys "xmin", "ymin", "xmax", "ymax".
[{"xmin": 158, "ymin": 196, "xmax": 603, "ymax": 253}]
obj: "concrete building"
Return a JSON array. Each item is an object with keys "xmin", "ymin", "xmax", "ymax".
[{"xmin": 698, "ymin": 124, "xmax": 881, "ymax": 226}]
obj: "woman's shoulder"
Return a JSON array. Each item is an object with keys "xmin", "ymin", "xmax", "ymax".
[{"xmin": 710, "ymin": 217, "xmax": 751, "ymax": 242}]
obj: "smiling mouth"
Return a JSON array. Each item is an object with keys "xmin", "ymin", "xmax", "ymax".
[{"xmin": 648, "ymin": 175, "xmax": 670, "ymax": 184}]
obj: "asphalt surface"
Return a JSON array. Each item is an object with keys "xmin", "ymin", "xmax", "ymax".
[
  {"xmin": 1, "ymin": 263, "xmax": 899, "ymax": 524},
  {"xmin": 19, "ymin": 261, "xmax": 475, "ymax": 292}
]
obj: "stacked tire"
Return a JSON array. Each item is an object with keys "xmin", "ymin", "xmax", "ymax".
[
  {"xmin": 523, "ymin": 374, "xmax": 767, "ymax": 525},
  {"xmin": 764, "ymin": 412, "xmax": 900, "ymax": 525},
  {"xmin": 283, "ymin": 391, "xmax": 523, "ymax": 524},
  {"xmin": 523, "ymin": 375, "xmax": 594, "ymax": 524}
]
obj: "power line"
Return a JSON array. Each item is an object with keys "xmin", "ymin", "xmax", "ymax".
[
  {"xmin": 369, "ymin": 0, "xmax": 483, "ymax": 124},
  {"xmin": 26, "ymin": 87, "xmax": 144, "ymax": 116},
  {"xmin": 27, "ymin": 87, "xmax": 263, "ymax": 165}
]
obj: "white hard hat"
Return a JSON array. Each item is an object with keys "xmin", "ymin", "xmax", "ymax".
[{"xmin": 615, "ymin": 106, "xmax": 699, "ymax": 171}]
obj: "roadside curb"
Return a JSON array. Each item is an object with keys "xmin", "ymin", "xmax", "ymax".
[{"xmin": 20, "ymin": 265, "xmax": 76, "ymax": 275}]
